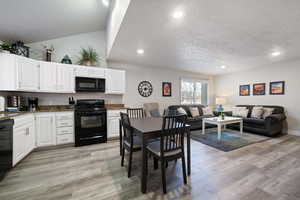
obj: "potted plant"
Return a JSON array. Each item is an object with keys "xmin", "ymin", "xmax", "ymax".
[
  {"xmin": 0, "ymin": 42, "xmax": 12, "ymax": 53},
  {"xmin": 77, "ymin": 47, "xmax": 99, "ymax": 66}
]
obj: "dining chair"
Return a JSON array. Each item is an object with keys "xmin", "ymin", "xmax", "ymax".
[
  {"xmin": 120, "ymin": 112, "xmax": 141, "ymax": 178},
  {"xmin": 127, "ymin": 108, "xmax": 145, "ymax": 119},
  {"xmin": 146, "ymin": 114, "xmax": 188, "ymax": 193}
]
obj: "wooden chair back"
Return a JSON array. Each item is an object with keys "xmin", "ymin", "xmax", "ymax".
[
  {"xmin": 127, "ymin": 108, "xmax": 145, "ymax": 119},
  {"xmin": 160, "ymin": 114, "xmax": 187, "ymax": 156},
  {"xmin": 120, "ymin": 112, "xmax": 133, "ymax": 144}
]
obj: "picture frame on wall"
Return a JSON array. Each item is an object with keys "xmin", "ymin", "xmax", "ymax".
[
  {"xmin": 270, "ymin": 81, "xmax": 285, "ymax": 95},
  {"xmin": 239, "ymin": 85, "xmax": 250, "ymax": 96},
  {"xmin": 162, "ymin": 82, "xmax": 172, "ymax": 97},
  {"xmin": 253, "ymin": 83, "xmax": 266, "ymax": 95}
]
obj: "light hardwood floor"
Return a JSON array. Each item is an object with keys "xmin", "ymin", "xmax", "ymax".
[{"xmin": 1, "ymin": 134, "xmax": 300, "ymax": 200}]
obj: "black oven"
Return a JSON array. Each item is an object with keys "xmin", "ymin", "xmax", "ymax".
[
  {"xmin": 75, "ymin": 77, "xmax": 105, "ymax": 92},
  {"xmin": 75, "ymin": 99, "xmax": 107, "ymax": 146}
]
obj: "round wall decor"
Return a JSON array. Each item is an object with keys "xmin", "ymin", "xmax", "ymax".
[{"xmin": 138, "ymin": 81, "xmax": 153, "ymax": 97}]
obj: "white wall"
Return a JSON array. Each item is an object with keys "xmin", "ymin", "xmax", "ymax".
[
  {"xmin": 109, "ymin": 62, "xmax": 215, "ymax": 113},
  {"xmin": 106, "ymin": 0, "xmax": 131, "ymax": 56},
  {"xmin": 214, "ymin": 59, "xmax": 300, "ymax": 134},
  {"xmin": 27, "ymin": 31, "xmax": 107, "ymax": 67}
]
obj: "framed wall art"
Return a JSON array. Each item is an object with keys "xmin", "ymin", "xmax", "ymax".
[
  {"xmin": 162, "ymin": 82, "xmax": 172, "ymax": 97},
  {"xmin": 239, "ymin": 85, "xmax": 250, "ymax": 96},
  {"xmin": 270, "ymin": 81, "xmax": 285, "ymax": 95},
  {"xmin": 253, "ymin": 83, "xmax": 266, "ymax": 95}
]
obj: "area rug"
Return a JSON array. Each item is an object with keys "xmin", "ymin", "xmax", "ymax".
[{"xmin": 191, "ymin": 129, "xmax": 270, "ymax": 152}]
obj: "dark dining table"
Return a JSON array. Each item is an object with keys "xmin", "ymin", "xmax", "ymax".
[{"xmin": 119, "ymin": 117, "xmax": 191, "ymax": 194}]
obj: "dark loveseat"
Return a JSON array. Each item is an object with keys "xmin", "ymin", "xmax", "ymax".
[
  {"xmin": 227, "ymin": 105, "xmax": 286, "ymax": 137},
  {"xmin": 168, "ymin": 104, "xmax": 216, "ymax": 130}
]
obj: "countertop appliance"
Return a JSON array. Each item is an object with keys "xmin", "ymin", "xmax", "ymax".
[
  {"xmin": 75, "ymin": 77, "xmax": 105, "ymax": 92},
  {"xmin": 0, "ymin": 119, "xmax": 14, "ymax": 181},
  {"xmin": 75, "ymin": 99, "xmax": 107, "ymax": 146},
  {"xmin": 28, "ymin": 97, "xmax": 38, "ymax": 112},
  {"xmin": 6, "ymin": 96, "xmax": 26, "ymax": 111},
  {"xmin": 0, "ymin": 96, "xmax": 5, "ymax": 112}
]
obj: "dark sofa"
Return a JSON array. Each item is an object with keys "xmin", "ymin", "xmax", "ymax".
[
  {"xmin": 168, "ymin": 104, "xmax": 216, "ymax": 130},
  {"xmin": 168, "ymin": 104, "xmax": 286, "ymax": 137},
  {"xmin": 227, "ymin": 105, "xmax": 286, "ymax": 137}
]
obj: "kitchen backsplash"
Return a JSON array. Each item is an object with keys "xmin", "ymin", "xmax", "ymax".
[{"xmin": 0, "ymin": 92, "xmax": 123, "ymax": 105}]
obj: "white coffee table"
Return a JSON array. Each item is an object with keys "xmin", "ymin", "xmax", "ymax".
[{"xmin": 202, "ymin": 117, "xmax": 243, "ymax": 140}]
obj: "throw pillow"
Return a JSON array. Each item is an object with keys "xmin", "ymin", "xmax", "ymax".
[
  {"xmin": 202, "ymin": 107, "xmax": 213, "ymax": 115},
  {"xmin": 238, "ymin": 109, "xmax": 249, "ymax": 118},
  {"xmin": 263, "ymin": 108, "xmax": 274, "ymax": 119},
  {"xmin": 150, "ymin": 109, "xmax": 161, "ymax": 117},
  {"xmin": 251, "ymin": 107, "xmax": 264, "ymax": 119},
  {"xmin": 232, "ymin": 107, "xmax": 247, "ymax": 117},
  {"xmin": 177, "ymin": 107, "xmax": 187, "ymax": 115},
  {"xmin": 189, "ymin": 107, "xmax": 200, "ymax": 117}
]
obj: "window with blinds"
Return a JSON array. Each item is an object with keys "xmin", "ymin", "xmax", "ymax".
[{"xmin": 180, "ymin": 78, "xmax": 208, "ymax": 105}]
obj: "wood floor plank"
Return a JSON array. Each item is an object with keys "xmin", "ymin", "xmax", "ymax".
[{"xmin": 0, "ymin": 135, "xmax": 300, "ymax": 200}]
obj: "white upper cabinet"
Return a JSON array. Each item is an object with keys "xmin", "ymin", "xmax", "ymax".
[
  {"xmin": 0, "ymin": 53, "xmax": 39, "ymax": 92},
  {"xmin": 16, "ymin": 56, "xmax": 40, "ymax": 91},
  {"xmin": 0, "ymin": 53, "xmax": 125, "ymax": 94},
  {"xmin": 56, "ymin": 64, "xmax": 75, "ymax": 93},
  {"xmin": 105, "ymin": 69, "xmax": 126, "ymax": 94},
  {"xmin": 75, "ymin": 66, "xmax": 105, "ymax": 78},
  {"xmin": 39, "ymin": 61, "xmax": 57, "ymax": 92}
]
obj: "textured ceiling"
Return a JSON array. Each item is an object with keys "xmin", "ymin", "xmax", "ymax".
[
  {"xmin": 0, "ymin": 0, "xmax": 109, "ymax": 43},
  {"xmin": 109, "ymin": 0, "xmax": 300, "ymax": 75}
]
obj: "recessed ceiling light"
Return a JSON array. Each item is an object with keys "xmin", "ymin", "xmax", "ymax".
[
  {"xmin": 271, "ymin": 51, "xmax": 281, "ymax": 57},
  {"xmin": 102, "ymin": 0, "xmax": 109, "ymax": 7},
  {"xmin": 220, "ymin": 65, "xmax": 227, "ymax": 69},
  {"xmin": 172, "ymin": 10, "xmax": 184, "ymax": 19},
  {"xmin": 137, "ymin": 49, "xmax": 144, "ymax": 55}
]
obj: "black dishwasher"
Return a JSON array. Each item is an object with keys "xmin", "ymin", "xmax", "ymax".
[{"xmin": 0, "ymin": 119, "xmax": 14, "ymax": 181}]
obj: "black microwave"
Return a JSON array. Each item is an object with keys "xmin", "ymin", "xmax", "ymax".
[{"xmin": 75, "ymin": 77, "xmax": 105, "ymax": 92}]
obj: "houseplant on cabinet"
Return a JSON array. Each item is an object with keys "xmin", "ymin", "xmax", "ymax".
[
  {"xmin": 0, "ymin": 42, "xmax": 13, "ymax": 53},
  {"xmin": 77, "ymin": 47, "xmax": 100, "ymax": 66}
]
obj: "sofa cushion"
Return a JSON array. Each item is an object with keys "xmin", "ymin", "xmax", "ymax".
[
  {"xmin": 190, "ymin": 107, "xmax": 200, "ymax": 117},
  {"xmin": 251, "ymin": 107, "xmax": 264, "ymax": 119},
  {"xmin": 203, "ymin": 107, "xmax": 213, "ymax": 115},
  {"xmin": 168, "ymin": 104, "xmax": 205, "ymax": 117},
  {"xmin": 263, "ymin": 108, "xmax": 274, "ymax": 119},
  {"xmin": 232, "ymin": 107, "xmax": 249, "ymax": 118},
  {"xmin": 243, "ymin": 118, "xmax": 265, "ymax": 126},
  {"xmin": 177, "ymin": 107, "xmax": 187, "ymax": 115}
]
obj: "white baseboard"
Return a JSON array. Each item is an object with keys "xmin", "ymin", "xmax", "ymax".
[{"xmin": 288, "ymin": 129, "xmax": 300, "ymax": 136}]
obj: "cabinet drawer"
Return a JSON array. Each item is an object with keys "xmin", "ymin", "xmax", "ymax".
[
  {"xmin": 56, "ymin": 119, "xmax": 73, "ymax": 127},
  {"xmin": 14, "ymin": 114, "xmax": 34, "ymax": 128},
  {"xmin": 56, "ymin": 113, "xmax": 73, "ymax": 121},
  {"xmin": 107, "ymin": 110, "xmax": 126, "ymax": 117},
  {"xmin": 56, "ymin": 127, "xmax": 73, "ymax": 135},
  {"xmin": 56, "ymin": 134, "xmax": 74, "ymax": 145}
]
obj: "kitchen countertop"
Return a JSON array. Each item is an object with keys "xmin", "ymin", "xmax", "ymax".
[
  {"xmin": 0, "ymin": 106, "xmax": 74, "ymax": 121},
  {"xmin": 0, "ymin": 104, "xmax": 128, "ymax": 120},
  {"xmin": 105, "ymin": 104, "xmax": 127, "ymax": 110}
]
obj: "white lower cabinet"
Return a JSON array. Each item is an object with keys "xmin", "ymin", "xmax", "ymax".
[
  {"xmin": 107, "ymin": 109, "xmax": 126, "ymax": 138},
  {"xmin": 35, "ymin": 112, "xmax": 74, "ymax": 147},
  {"xmin": 55, "ymin": 112, "xmax": 74, "ymax": 145},
  {"xmin": 35, "ymin": 113, "xmax": 56, "ymax": 147},
  {"xmin": 13, "ymin": 114, "xmax": 35, "ymax": 166}
]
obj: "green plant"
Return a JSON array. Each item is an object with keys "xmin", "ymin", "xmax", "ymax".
[
  {"xmin": 77, "ymin": 47, "xmax": 99, "ymax": 66},
  {"xmin": 0, "ymin": 42, "xmax": 12, "ymax": 51}
]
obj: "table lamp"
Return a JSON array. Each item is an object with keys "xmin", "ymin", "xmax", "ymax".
[{"xmin": 216, "ymin": 97, "xmax": 227, "ymax": 112}]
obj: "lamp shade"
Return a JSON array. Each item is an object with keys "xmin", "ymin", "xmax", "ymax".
[{"xmin": 216, "ymin": 97, "xmax": 227, "ymax": 105}]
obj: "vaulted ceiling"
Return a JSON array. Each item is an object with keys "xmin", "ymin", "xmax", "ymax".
[
  {"xmin": 0, "ymin": 0, "xmax": 109, "ymax": 43},
  {"xmin": 108, "ymin": 0, "xmax": 300, "ymax": 75}
]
